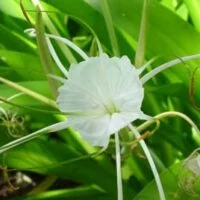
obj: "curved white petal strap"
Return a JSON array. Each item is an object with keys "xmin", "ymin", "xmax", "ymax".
[
  {"xmin": 6, "ymin": 92, "xmax": 24, "ymax": 102},
  {"xmin": 95, "ymin": 36, "xmax": 103, "ymax": 55},
  {"xmin": 115, "ymin": 132, "xmax": 123, "ymax": 200},
  {"xmin": 141, "ymin": 54, "xmax": 200, "ymax": 84},
  {"xmin": 24, "ymin": 28, "xmax": 88, "ymax": 61},
  {"xmin": 128, "ymin": 124, "xmax": 166, "ymax": 200},
  {"xmin": 0, "ymin": 121, "xmax": 69, "ymax": 155},
  {"xmin": 137, "ymin": 57, "xmax": 158, "ymax": 75},
  {"xmin": 139, "ymin": 111, "xmax": 151, "ymax": 120},
  {"xmin": 46, "ymin": 37, "xmax": 68, "ymax": 77},
  {"xmin": 48, "ymin": 74, "xmax": 66, "ymax": 83},
  {"xmin": 46, "ymin": 34, "xmax": 89, "ymax": 60},
  {"xmin": 24, "ymin": 28, "xmax": 37, "ymax": 37}
]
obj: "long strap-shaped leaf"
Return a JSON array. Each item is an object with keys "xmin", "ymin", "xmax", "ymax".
[
  {"xmin": 0, "ymin": 122, "xmax": 68, "ymax": 154},
  {"xmin": 35, "ymin": 6, "xmax": 57, "ymax": 98},
  {"xmin": 0, "ymin": 76, "xmax": 57, "ymax": 108}
]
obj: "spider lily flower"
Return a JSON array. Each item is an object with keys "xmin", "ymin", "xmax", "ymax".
[
  {"xmin": 57, "ymin": 53, "xmax": 148, "ymax": 148},
  {"xmin": 2, "ymin": 30, "xmax": 200, "ymax": 200}
]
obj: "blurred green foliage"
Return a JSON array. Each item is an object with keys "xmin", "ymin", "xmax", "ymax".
[{"xmin": 0, "ymin": 0, "xmax": 200, "ymax": 199}]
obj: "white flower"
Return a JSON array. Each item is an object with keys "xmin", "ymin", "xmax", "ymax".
[{"xmin": 57, "ymin": 53, "xmax": 147, "ymax": 148}]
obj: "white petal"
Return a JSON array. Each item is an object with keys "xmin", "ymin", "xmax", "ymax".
[
  {"xmin": 66, "ymin": 114, "xmax": 111, "ymax": 148},
  {"xmin": 108, "ymin": 112, "xmax": 146, "ymax": 133},
  {"xmin": 81, "ymin": 131, "xmax": 110, "ymax": 148},
  {"xmin": 57, "ymin": 81, "xmax": 105, "ymax": 114}
]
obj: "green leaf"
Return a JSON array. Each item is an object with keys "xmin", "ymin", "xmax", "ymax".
[
  {"xmin": 0, "ymin": 0, "xmax": 24, "ymax": 19},
  {"xmin": 0, "ymin": 50, "xmax": 46, "ymax": 80},
  {"xmin": 4, "ymin": 139, "xmax": 135, "ymax": 199},
  {"xmin": 184, "ymin": 0, "xmax": 200, "ymax": 32},
  {"xmin": 0, "ymin": 24, "xmax": 36, "ymax": 53},
  {"xmin": 133, "ymin": 161, "xmax": 200, "ymax": 200},
  {"xmin": 11, "ymin": 185, "xmax": 110, "ymax": 200}
]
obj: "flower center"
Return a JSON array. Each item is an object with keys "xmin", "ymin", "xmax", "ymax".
[{"xmin": 105, "ymin": 101, "xmax": 119, "ymax": 115}]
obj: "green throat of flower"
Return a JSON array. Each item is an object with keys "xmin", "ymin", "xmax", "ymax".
[{"xmin": 104, "ymin": 101, "xmax": 120, "ymax": 115}]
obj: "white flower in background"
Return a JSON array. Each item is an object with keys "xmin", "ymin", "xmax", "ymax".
[
  {"xmin": 57, "ymin": 53, "xmax": 147, "ymax": 148},
  {"xmin": 184, "ymin": 149, "xmax": 200, "ymax": 176},
  {"xmin": 185, "ymin": 154, "xmax": 200, "ymax": 176}
]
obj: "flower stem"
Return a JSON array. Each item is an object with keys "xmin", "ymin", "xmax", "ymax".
[
  {"xmin": 31, "ymin": 0, "xmax": 77, "ymax": 64},
  {"xmin": 128, "ymin": 124, "xmax": 166, "ymax": 200},
  {"xmin": 115, "ymin": 132, "xmax": 123, "ymax": 200},
  {"xmin": 135, "ymin": 0, "xmax": 148, "ymax": 68},
  {"xmin": 35, "ymin": 7, "xmax": 57, "ymax": 98},
  {"xmin": 100, "ymin": 0, "xmax": 120, "ymax": 56},
  {"xmin": 137, "ymin": 111, "xmax": 200, "ymax": 135},
  {"xmin": 141, "ymin": 54, "xmax": 200, "ymax": 84},
  {"xmin": 28, "ymin": 176, "xmax": 57, "ymax": 195}
]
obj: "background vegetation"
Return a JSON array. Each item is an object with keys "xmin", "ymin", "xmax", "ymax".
[{"xmin": 0, "ymin": 0, "xmax": 200, "ymax": 199}]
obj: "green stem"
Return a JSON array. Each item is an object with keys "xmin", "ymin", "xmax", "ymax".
[
  {"xmin": 0, "ymin": 76, "xmax": 57, "ymax": 108},
  {"xmin": 100, "ymin": 0, "xmax": 120, "ymax": 56},
  {"xmin": 0, "ymin": 97, "xmax": 59, "ymax": 114},
  {"xmin": 137, "ymin": 111, "xmax": 199, "ymax": 134},
  {"xmin": 28, "ymin": 176, "xmax": 57, "ymax": 195},
  {"xmin": 35, "ymin": 7, "xmax": 57, "ymax": 98},
  {"xmin": 31, "ymin": 0, "xmax": 77, "ymax": 64},
  {"xmin": 135, "ymin": 0, "xmax": 148, "ymax": 67}
]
